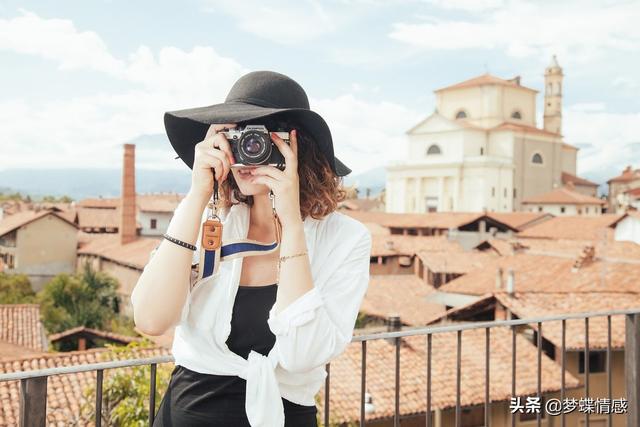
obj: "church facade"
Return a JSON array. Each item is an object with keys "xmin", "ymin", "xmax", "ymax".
[{"xmin": 385, "ymin": 56, "xmax": 582, "ymax": 213}]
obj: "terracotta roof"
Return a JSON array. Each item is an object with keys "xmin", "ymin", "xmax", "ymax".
[
  {"xmin": 437, "ymin": 252, "xmax": 640, "ymax": 296},
  {"xmin": 607, "ymin": 166, "xmax": 640, "ymax": 184},
  {"xmin": 338, "ymin": 198, "xmax": 385, "ymax": 212},
  {"xmin": 515, "ymin": 237, "xmax": 640, "ymax": 262},
  {"xmin": 491, "ymin": 122, "xmax": 560, "ymax": 138},
  {"xmin": 317, "ymin": 327, "xmax": 579, "ymax": 424},
  {"xmin": 522, "ymin": 186, "xmax": 605, "ymax": 206},
  {"xmin": 343, "ymin": 210, "xmax": 483, "ymax": 230},
  {"xmin": 77, "ymin": 207, "xmax": 142, "ymax": 230},
  {"xmin": 363, "ymin": 222, "xmax": 391, "ymax": 236},
  {"xmin": 0, "ymin": 209, "xmax": 77, "ymax": 238},
  {"xmin": 485, "ymin": 212, "xmax": 552, "ymax": 231},
  {"xmin": 371, "ymin": 235, "xmax": 463, "ymax": 257},
  {"xmin": 518, "ymin": 214, "xmax": 624, "ymax": 240},
  {"xmin": 416, "ymin": 250, "xmax": 497, "ymax": 274},
  {"xmin": 498, "ymin": 292, "xmax": 640, "ymax": 350},
  {"xmin": 77, "ymin": 193, "xmax": 184, "ymax": 213},
  {"xmin": 434, "ymin": 73, "xmax": 538, "ymax": 93},
  {"xmin": 0, "ymin": 304, "xmax": 47, "ymax": 353},
  {"xmin": 623, "ymin": 187, "xmax": 640, "ymax": 197},
  {"xmin": 0, "ymin": 345, "xmax": 170, "ymax": 425},
  {"xmin": 361, "ymin": 275, "xmax": 446, "ymax": 326},
  {"xmin": 561, "ymin": 172, "xmax": 599, "ymax": 187},
  {"xmin": 77, "ymin": 235, "xmax": 161, "ymax": 270},
  {"xmin": 48, "ymin": 326, "xmax": 142, "ymax": 345}
]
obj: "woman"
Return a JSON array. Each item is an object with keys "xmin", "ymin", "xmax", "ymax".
[{"xmin": 131, "ymin": 71, "xmax": 372, "ymax": 427}]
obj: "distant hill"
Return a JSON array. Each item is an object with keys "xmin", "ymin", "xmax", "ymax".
[{"xmin": 0, "ymin": 166, "xmax": 386, "ymax": 201}]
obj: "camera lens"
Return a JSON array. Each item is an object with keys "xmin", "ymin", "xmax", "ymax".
[
  {"xmin": 238, "ymin": 131, "xmax": 271, "ymax": 164},
  {"xmin": 242, "ymin": 135, "xmax": 263, "ymax": 155}
]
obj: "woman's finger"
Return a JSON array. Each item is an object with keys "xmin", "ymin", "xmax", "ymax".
[
  {"xmin": 250, "ymin": 174, "xmax": 279, "ymax": 190},
  {"xmin": 250, "ymin": 165, "xmax": 285, "ymax": 181},
  {"xmin": 199, "ymin": 150, "xmax": 230, "ymax": 181},
  {"xmin": 270, "ymin": 131, "xmax": 297, "ymax": 173}
]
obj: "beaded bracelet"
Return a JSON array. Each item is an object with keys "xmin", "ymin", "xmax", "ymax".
[{"xmin": 162, "ymin": 233, "xmax": 197, "ymax": 251}]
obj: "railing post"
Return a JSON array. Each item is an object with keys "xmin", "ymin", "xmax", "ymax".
[
  {"xmin": 625, "ymin": 313, "xmax": 640, "ymax": 427},
  {"xmin": 20, "ymin": 376, "xmax": 47, "ymax": 427}
]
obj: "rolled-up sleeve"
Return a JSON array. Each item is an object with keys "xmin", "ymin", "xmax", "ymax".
[{"xmin": 267, "ymin": 225, "xmax": 372, "ymax": 373}]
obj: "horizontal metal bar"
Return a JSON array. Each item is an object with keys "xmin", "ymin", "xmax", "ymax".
[
  {"xmin": 0, "ymin": 355, "xmax": 174, "ymax": 382},
  {"xmin": 352, "ymin": 307, "xmax": 640, "ymax": 342},
  {"xmin": 4, "ymin": 307, "xmax": 640, "ymax": 383}
]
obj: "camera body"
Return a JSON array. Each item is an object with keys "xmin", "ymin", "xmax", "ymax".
[{"xmin": 221, "ymin": 125, "xmax": 290, "ymax": 168}]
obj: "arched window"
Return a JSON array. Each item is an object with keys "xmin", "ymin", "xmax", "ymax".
[
  {"xmin": 511, "ymin": 110, "xmax": 522, "ymax": 119},
  {"xmin": 531, "ymin": 153, "xmax": 543, "ymax": 164},
  {"xmin": 427, "ymin": 144, "xmax": 441, "ymax": 155},
  {"xmin": 455, "ymin": 110, "xmax": 467, "ymax": 119}
]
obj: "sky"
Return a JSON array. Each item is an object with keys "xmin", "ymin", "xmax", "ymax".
[{"xmin": 1, "ymin": 0, "xmax": 639, "ymax": 184}]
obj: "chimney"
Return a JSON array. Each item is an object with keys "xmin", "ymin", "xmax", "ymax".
[
  {"xmin": 495, "ymin": 267, "xmax": 504, "ymax": 290},
  {"xmin": 572, "ymin": 245, "xmax": 595, "ymax": 271},
  {"xmin": 386, "ymin": 314, "xmax": 402, "ymax": 344},
  {"xmin": 506, "ymin": 268, "xmax": 515, "ymax": 295},
  {"xmin": 120, "ymin": 144, "xmax": 137, "ymax": 245}
]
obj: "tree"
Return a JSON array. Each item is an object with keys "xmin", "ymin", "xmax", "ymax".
[
  {"xmin": 38, "ymin": 262, "xmax": 120, "ymax": 336},
  {"xmin": 80, "ymin": 340, "xmax": 173, "ymax": 426},
  {"xmin": 0, "ymin": 273, "xmax": 36, "ymax": 303}
]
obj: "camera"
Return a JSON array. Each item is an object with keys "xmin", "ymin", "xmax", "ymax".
[{"xmin": 221, "ymin": 125, "xmax": 290, "ymax": 168}]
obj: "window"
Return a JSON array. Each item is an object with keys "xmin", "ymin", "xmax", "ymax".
[
  {"xmin": 511, "ymin": 110, "xmax": 522, "ymax": 119},
  {"xmin": 491, "ymin": 187, "xmax": 496, "ymax": 197},
  {"xmin": 531, "ymin": 153, "xmax": 543, "ymax": 164},
  {"xmin": 426, "ymin": 144, "xmax": 441, "ymax": 155},
  {"xmin": 150, "ymin": 218, "xmax": 157, "ymax": 229},
  {"xmin": 579, "ymin": 351, "xmax": 607, "ymax": 373},
  {"xmin": 513, "ymin": 188, "xmax": 517, "ymax": 198},
  {"xmin": 480, "ymin": 147, "xmax": 484, "ymax": 155},
  {"xmin": 504, "ymin": 188, "xmax": 507, "ymax": 197},
  {"xmin": 455, "ymin": 110, "xmax": 467, "ymax": 119},
  {"xmin": 560, "ymin": 206, "xmax": 566, "ymax": 213},
  {"xmin": 538, "ymin": 206, "xmax": 543, "ymax": 212}
]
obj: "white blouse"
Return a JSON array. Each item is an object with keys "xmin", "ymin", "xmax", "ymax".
[{"xmin": 132, "ymin": 199, "xmax": 372, "ymax": 426}]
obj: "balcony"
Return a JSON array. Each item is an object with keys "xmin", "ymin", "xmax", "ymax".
[{"xmin": 2, "ymin": 308, "xmax": 640, "ymax": 426}]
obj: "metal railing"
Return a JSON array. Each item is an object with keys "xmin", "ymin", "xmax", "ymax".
[{"xmin": 2, "ymin": 308, "xmax": 640, "ymax": 427}]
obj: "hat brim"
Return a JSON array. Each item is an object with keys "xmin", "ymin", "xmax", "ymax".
[{"xmin": 164, "ymin": 101, "xmax": 351, "ymax": 177}]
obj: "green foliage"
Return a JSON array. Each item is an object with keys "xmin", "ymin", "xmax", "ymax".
[
  {"xmin": 80, "ymin": 340, "xmax": 173, "ymax": 426},
  {"xmin": 38, "ymin": 262, "xmax": 120, "ymax": 335},
  {"xmin": 41, "ymin": 195, "xmax": 74, "ymax": 203},
  {"xmin": 0, "ymin": 273, "xmax": 36, "ymax": 303}
]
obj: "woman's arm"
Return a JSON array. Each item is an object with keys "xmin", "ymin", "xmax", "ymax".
[
  {"xmin": 131, "ymin": 191, "xmax": 208, "ymax": 335},
  {"xmin": 131, "ymin": 123, "xmax": 235, "ymax": 335}
]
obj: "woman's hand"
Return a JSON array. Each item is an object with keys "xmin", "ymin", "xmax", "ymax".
[
  {"xmin": 190, "ymin": 124, "xmax": 237, "ymax": 202},
  {"xmin": 249, "ymin": 129, "xmax": 301, "ymax": 227}
]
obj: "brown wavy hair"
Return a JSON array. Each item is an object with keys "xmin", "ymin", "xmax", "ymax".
[{"xmin": 217, "ymin": 115, "xmax": 347, "ymax": 220}]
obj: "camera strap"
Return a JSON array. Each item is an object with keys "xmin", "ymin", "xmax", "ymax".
[{"xmin": 197, "ymin": 172, "xmax": 282, "ymax": 282}]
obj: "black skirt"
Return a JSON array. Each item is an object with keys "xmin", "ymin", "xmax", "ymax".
[{"xmin": 153, "ymin": 284, "xmax": 318, "ymax": 427}]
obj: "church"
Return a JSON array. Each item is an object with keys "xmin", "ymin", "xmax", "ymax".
[{"xmin": 385, "ymin": 56, "xmax": 592, "ymax": 213}]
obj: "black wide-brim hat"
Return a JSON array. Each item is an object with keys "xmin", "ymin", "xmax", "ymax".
[{"xmin": 164, "ymin": 70, "xmax": 351, "ymax": 177}]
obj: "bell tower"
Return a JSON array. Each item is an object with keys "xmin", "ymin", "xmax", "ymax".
[{"xmin": 543, "ymin": 54, "xmax": 563, "ymax": 135}]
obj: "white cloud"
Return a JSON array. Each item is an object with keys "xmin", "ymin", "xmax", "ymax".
[
  {"xmin": 0, "ymin": 10, "xmax": 248, "ymax": 169},
  {"xmin": 389, "ymin": 0, "xmax": 640, "ymax": 63},
  {"xmin": 313, "ymin": 94, "xmax": 424, "ymax": 173},
  {"xmin": 0, "ymin": 9, "xmax": 124, "ymax": 74},
  {"xmin": 564, "ymin": 107, "xmax": 640, "ymax": 181},
  {"xmin": 201, "ymin": 0, "xmax": 338, "ymax": 44}
]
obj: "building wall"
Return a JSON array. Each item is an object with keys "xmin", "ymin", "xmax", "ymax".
[
  {"xmin": 523, "ymin": 203, "xmax": 603, "ymax": 216},
  {"xmin": 436, "ymin": 85, "xmax": 537, "ymax": 129},
  {"xmin": 138, "ymin": 211, "xmax": 173, "ymax": 236},
  {"xmin": 614, "ymin": 215, "xmax": 640, "ymax": 244},
  {"xmin": 76, "ymin": 254, "xmax": 142, "ymax": 317},
  {"xmin": 10, "ymin": 214, "xmax": 78, "ymax": 291}
]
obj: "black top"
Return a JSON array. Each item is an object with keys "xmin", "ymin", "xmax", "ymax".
[{"xmin": 157, "ymin": 284, "xmax": 317, "ymax": 425}]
